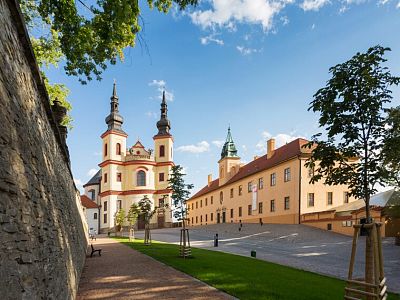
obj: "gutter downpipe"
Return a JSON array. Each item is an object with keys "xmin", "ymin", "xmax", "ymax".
[{"xmin": 298, "ymin": 157, "xmax": 302, "ymax": 225}]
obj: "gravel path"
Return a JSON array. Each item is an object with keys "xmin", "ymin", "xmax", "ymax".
[{"xmin": 77, "ymin": 237, "xmax": 233, "ymax": 300}]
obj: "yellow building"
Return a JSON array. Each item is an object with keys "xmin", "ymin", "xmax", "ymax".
[
  {"xmin": 187, "ymin": 128, "xmax": 356, "ymax": 228},
  {"xmin": 84, "ymin": 83, "xmax": 174, "ymax": 232}
]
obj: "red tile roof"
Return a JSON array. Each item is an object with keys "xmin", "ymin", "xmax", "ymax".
[
  {"xmin": 190, "ymin": 138, "xmax": 312, "ymax": 200},
  {"xmin": 80, "ymin": 195, "xmax": 99, "ymax": 209}
]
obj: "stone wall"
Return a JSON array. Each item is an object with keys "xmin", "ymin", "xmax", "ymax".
[{"xmin": 0, "ymin": 0, "xmax": 88, "ymax": 299}]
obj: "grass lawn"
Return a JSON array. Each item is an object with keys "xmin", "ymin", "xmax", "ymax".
[{"xmin": 115, "ymin": 237, "xmax": 400, "ymax": 300}]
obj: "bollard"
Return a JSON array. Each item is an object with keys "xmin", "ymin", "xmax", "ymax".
[
  {"xmin": 251, "ymin": 250, "xmax": 256, "ymax": 258},
  {"xmin": 214, "ymin": 233, "xmax": 219, "ymax": 247}
]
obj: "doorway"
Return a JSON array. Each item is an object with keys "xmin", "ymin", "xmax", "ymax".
[
  {"xmin": 217, "ymin": 213, "xmax": 221, "ymax": 223},
  {"xmin": 222, "ymin": 212, "xmax": 226, "ymax": 223}
]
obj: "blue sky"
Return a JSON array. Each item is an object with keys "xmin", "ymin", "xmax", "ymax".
[{"xmin": 46, "ymin": 0, "xmax": 400, "ymax": 194}]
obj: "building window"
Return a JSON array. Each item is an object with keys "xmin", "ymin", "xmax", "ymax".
[
  {"xmin": 159, "ymin": 172, "xmax": 165, "ymax": 182},
  {"xmin": 327, "ymin": 192, "xmax": 333, "ymax": 205},
  {"xmin": 258, "ymin": 177, "xmax": 264, "ymax": 189},
  {"xmin": 94, "ymin": 213, "xmax": 98, "ymax": 220},
  {"xmin": 230, "ymin": 208, "xmax": 234, "ymax": 218},
  {"xmin": 211, "ymin": 213, "xmax": 213, "ymax": 221},
  {"xmin": 137, "ymin": 170, "xmax": 146, "ymax": 186},
  {"xmin": 206, "ymin": 214, "xmax": 208, "ymax": 222},
  {"xmin": 117, "ymin": 200, "xmax": 122, "ymax": 210},
  {"xmin": 159, "ymin": 145, "xmax": 165, "ymax": 157},
  {"xmin": 205, "ymin": 198, "xmax": 208, "ymax": 206},
  {"xmin": 116, "ymin": 143, "xmax": 121, "ymax": 155},
  {"xmin": 270, "ymin": 173, "xmax": 276, "ymax": 186},
  {"xmin": 104, "ymin": 173, "xmax": 108, "ymax": 183},
  {"xmin": 211, "ymin": 196, "xmax": 213, "ymax": 205},
  {"xmin": 248, "ymin": 205, "xmax": 252, "ymax": 215},
  {"xmin": 196, "ymin": 216, "xmax": 198, "ymax": 224},
  {"xmin": 327, "ymin": 223, "xmax": 332, "ymax": 231},
  {"xmin": 308, "ymin": 166, "xmax": 314, "ymax": 178},
  {"xmin": 159, "ymin": 198, "xmax": 165, "ymax": 207},
  {"xmin": 191, "ymin": 203, "xmax": 194, "ymax": 210},
  {"xmin": 89, "ymin": 189, "xmax": 95, "ymax": 200},
  {"xmin": 344, "ymin": 192, "xmax": 349, "ymax": 204},
  {"xmin": 248, "ymin": 182, "xmax": 252, "ymax": 192},
  {"xmin": 220, "ymin": 191, "xmax": 223, "ymax": 203},
  {"xmin": 284, "ymin": 197, "xmax": 290, "ymax": 210},
  {"xmin": 308, "ymin": 193, "xmax": 315, "ymax": 207},
  {"xmin": 117, "ymin": 172, "xmax": 122, "ymax": 182},
  {"xmin": 284, "ymin": 168, "xmax": 291, "ymax": 182},
  {"xmin": 230, "ymin": 188, "xmax": 234, "ymax": 198},
  {"xmin": 200, "ymin": 215, "xmax": 203, "ymax": 223},
  {"xmin": 104, "ymin": 201, "xmax": 108, "ymax": 211},
  {"xmin": 191, "ymin": 217, "xmax": 193, "ymax": 224},
  {"xmin": 196, "ymin": 201, "xmax": 198, "ymax": 209},
  {"xmin": 200, "ymin": 200, "xmax": 203, "ymax": 208},
  {"xmin": 104, "ymin": 143, "xmax": 108, "ymax": 156},
  {"xmin": 259, "ymin": 202, "xmax": 263, "ymax": 214},
  {"xmin": 239, "ymin": 207, "xmax": 242, "ymax": 217},
  {"xmin": 103, "ymin": 213, "xmax": 107, "ymax": 223},
  {"xmin": 238, "ymin": 185, "xmax": 243, "ymax": 196},
  {"xmin": 270, "ymin": 200, "xmax": 275, "ymax": 212}
]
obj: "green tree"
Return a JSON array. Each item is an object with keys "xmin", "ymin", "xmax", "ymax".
[
  {"xmin": 382, "ymin": 106, "xmax": 400, "ymax": 188},
  {"xmin": 138, "ymin": 195, "xmax": 157, "ymax": 245},
  {"xmin": 304, "ymin": 45, "xmax": 399, "ymax": 291},
  {"xmin": 114, "ymin": 208, "xmax": 126, "ymax": 233},
  {"xmin": 127, "ymin": 203, "xmax": 140, "ymax": 241},
  {"xmin": 19, "ymin": 0, "xmax": 198, "ymax": 125},
  {"xmin": 168, "ymin": 165, "xmax": 193, "ymax": 257}
]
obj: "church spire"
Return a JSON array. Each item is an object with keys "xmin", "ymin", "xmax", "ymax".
[
  {"xmin": 105, "ymin": 81, "xmax": 125, "ymax": 132},
  {"xmin": 221, "ymin": 126, "xmax": 238, "ymax": 159},
  {"xmin": 155, "ymin": 90, "xmax": 171, "ymax": 136}
]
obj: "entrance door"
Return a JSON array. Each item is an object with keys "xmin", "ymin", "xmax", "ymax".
[
  {"xmin": 138, "ymin": 214, "xmax": 145, "ymax": 230},
  {"xmin": 158, "ymin": 215, "xmax": 165, "ymax": 228},
  {"xmin": 222, "ymin": 212, "xmax": 226, "ymax": 223},
  {"xmin": 217, "ymin": 213, "xmax": 221, "ymax": 223}
]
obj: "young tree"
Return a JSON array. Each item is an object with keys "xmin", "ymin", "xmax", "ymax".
[
  {"xmin": 127, "ymin": 203, "xmax": 140, "ymax": 241},
  {"xmin": 304, "ymin": 45, "xmax": 399, "ymax": 293},
  {"xmin": 138, "ymin": 195, "xmax": 157, "ymax": 245},
  {"xmin": 114, "ymin": 208, "xmax": 126, "ymax": 235},
  {"xmin": 168, "ymin": 165, "xmax": 193, "ymax": 258}
]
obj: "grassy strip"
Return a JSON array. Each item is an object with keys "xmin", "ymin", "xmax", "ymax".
[{"xmin": 115, "ymin": 237, "xmax": 400, "ymax": 300}]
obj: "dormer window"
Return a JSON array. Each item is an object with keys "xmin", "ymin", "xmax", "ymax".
[{"xmin": 160, "ymin": 145, "xmax": 165, "ymax": 157}]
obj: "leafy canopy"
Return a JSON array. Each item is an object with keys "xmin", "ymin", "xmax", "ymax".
[
  {"xmin": 168, "ymin": 165, "xmax": 193, "ymax": 223},
  {"xmin": 114, "ymin": 208, "xmax": 126, "ymax": 227},
  {"xmin": 304, "ymin": 45, "xmax": 400, "ymax": 219},
  {"xmin": 138, "ymin": 195, "xmax": 157, "ymax": 225},
  {"xmin": 127, "ymin": 203, "xmax": 140, "ymax": 227}
]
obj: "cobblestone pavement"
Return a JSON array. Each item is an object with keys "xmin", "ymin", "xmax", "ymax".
[
  {"xmin": 135, "ymin": 224, "xmax": 400, "ymax": 294},
  {"xmin": 77, "ymin": 237, "xmax": 234, "ymax": 299}
]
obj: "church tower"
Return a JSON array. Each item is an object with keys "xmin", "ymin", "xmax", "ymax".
[
  {"xmin": 153, "ymin": 91, "xmax": 174, "ymax": 164},
  {"xmin": 218, "ymin": 127, "xmax": 240, "ymax": 186},
  {"xmin": 100, "ymin": 82, "xmax": 127, "ymax": 228}
]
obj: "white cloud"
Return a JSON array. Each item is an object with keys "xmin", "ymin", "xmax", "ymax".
[
  {"xmin": 149, "ymin": 79, "xmax": 174, "ymax": 102},
  {"xmin": 87, "ymin": 169, "xmax": 98, "ymax": 177},
  {"xmin": 242, "ymin": 145, "xmax": 248, "ymax": 152},
  {"xmin": 176, "ymin": 141, "xmax": 210, "ymax": 153},
  {"xmin": 212, "ymin": 140, "xmax": 225, "ymax": 148},
  {"xmin": 397, "ymin": 0, "xmax": 400, "ymax": 7},
  {"xmin": 300, "ymin": 0, "xmax": 330, "ymax": 11},
  {"xmin": 74, "ymin": 178, "xmax": 84, "ymax": 193},
  {"xmin": 190, "ymin": 0, "xmax": 293, "ymax": 32},
  {"xmin": 200, "ymin": 35, "xmax": 224, "ymax": 45},
  {"xmin": 93, "ymin": 151, "xmax": 102, "ymax": 156},
  {"xmin": 236, "ymin": 45, "xmax": 261, "ymax": 55},
  {"xmin": 256, "ymin": 131, "xmax": 306, "ymax": 153},
  {"xmin": 145, "ymin": 111, "xmax": 158, "ymax": 119},
  {"xmin": 311, "ymin": 23, "xmax": 316, "ymax": 30},
  {"xmin": 280, "ymin": 15, "xmax": 289, "ymax": 25}
]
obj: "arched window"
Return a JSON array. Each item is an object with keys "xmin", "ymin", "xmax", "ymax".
[
  {"xmin": 116, "ymin": 143, "xmax": 121, "ymax": 155},
  {"xmin": 220, "ymin": 191, "xmax": 223, "ymax": 203},
  {"xmin": 104, "ymin": 143, "xmax": 108, "ymax": 156},
  {"xmin": 137, "ymin": 170, "xmax": 146, "ymax": 186},
  {"xmin": 159, "ymin": 145, "xmax": 165, "ymax": 157}
]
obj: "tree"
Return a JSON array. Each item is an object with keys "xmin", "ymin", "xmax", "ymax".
[
  {"xmin": 168, "ymin": 165, "xmax": 193, "ymax": 258},
  {"xmin": 20, "ymin": 0, "xmax": 198, "ymax": 125},
  {"xmin": 114, "ymin": 208, "xmax": 126, "ymax": 234},
  {"xmin": 126, "ymin": 203, "xmax": 140, "ymax": 241},
  {"xmin": 138, "ymin": 195, "xmax": 157, "ymax": 245},
  {"xmin": 304, "ymin": 45, "xmax": 399, "ymax": 296},
  {"xmin": 382, "ymin": 106, "xmax": 400, "ymax": 188}
]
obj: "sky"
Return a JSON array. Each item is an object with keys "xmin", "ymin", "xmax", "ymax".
[{"xmin": 45, "ymin": 0, "xmax": 400, "ymax": 194}]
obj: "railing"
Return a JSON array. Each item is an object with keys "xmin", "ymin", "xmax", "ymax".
[{"xmin": 125, "ymin": 154, "xmax": 153, "ymax": 161}]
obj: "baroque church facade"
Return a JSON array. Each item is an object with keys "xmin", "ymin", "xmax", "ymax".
[{"xmin": 83, "ymin": 83, "xmax": 174, "ymax": 232}]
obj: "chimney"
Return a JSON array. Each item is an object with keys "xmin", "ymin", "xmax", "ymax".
[
  {"xmin": 267, "ymin": 138, "xmax": 275, "ymax": 159},
  {"xmin": 208, "ymin": 174, "xmax": 212, "ymax": 186}
]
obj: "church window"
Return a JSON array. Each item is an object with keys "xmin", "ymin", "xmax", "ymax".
[
  {"xmin": 94, "ymin": 213, "xmax": 98, "ymax": 220},
  {"xmin": 117, "ymin": 172, "xmax": 122, "ymax": 182},
  {"xmin": 137, "ymin": 170, "xmax": 146, "ymax": 186},
  {"xmin": 89, "ymin": 189, "xmax": 95, "ymax": 200},
  {"xmin": 160, "ymin": 145, "xmax": 165, "ymax": 157},
  {"xmin": 117, "ymin": 200, "xmax": 122, "ymax": 210},
  {"xmin": 104, "ymin": 143, "xmax": 108, "ymax": 156},
  {"xmin": 219, "ymin": 191, "xmax": 223, "ymax": 203},
  {"xmin": 159, "ymin": 173, "xmax": 165, "ymax": 182},
  {"xmin": 104, "ymin": 201, "xmax": 108, "ymax": 211},
  {"xmin": 211, "ymin": 196, "xmax": 213, "ymax": 205},
  {"xmin": 116, "ymin": 143, "xmax": 121, "ymax": 155},
  {"xmin": 103, "ymin": 214, "xmax": 107, "ymax": 223},
  {"xmin": 104, "ymin": 173, "xmax": 108, "ymax": 183}
]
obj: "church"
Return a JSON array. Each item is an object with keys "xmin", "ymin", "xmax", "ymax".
[{"xmin": 83, "ymin": 83, "xmax": 174, "ymax": 232}]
